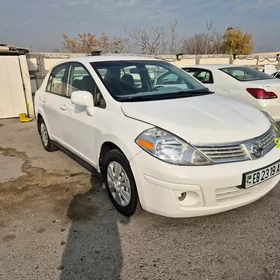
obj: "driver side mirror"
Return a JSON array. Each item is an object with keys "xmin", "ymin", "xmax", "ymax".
[
  {"xmin": 71, "ymin": 90, "xmax": 94, "ymax": 107},
  {"xmin": 71, "ymin": 90, "xmax": 95, "ymax": 116}
]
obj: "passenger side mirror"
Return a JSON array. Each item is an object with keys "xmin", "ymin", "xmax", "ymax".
[{"xmin": 71, "ymin": 91, "xmax": 94, "ymax": 107}]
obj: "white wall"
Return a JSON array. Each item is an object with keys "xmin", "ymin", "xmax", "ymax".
[{"xmin": 0, "ymin": 56, "xmax": 27, "ymax": 119}]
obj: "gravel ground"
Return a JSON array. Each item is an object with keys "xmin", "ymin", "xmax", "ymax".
[{"xmin": 0, "ymin": 119, "xmax": 280, "ymax": 280}]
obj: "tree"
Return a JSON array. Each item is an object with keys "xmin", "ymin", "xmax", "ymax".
[
  {"xmin": 125, "ymin": 26, "xmax": 168, "ymax": 55},
  {"xmin": 125, "ymin": 20, "xmax": 180, "ymax": 55},
  {"xmin": 62, "ymin": 33, "xmax": 125, "ymax": 53},
  {"xmin": 205, "ymin": 20, "xmax": 214, "ymax": 54},
  {"xmin": 181, "ymin": 33, "xmax": 208, "ymax": 54},
  {"xmin": 181, "ymin": 32, "xmax": 225, "ymax": 55},
  {"xmin": 169, "ymin": 20, "xmax": 179, "ymax": 54},
  {"xmin": 211, "ymin": 32, "xmax": 225, "ymax": 54},
  {"xmin": 181, "ymin": 20, "xmax": 226, "ymax": 55},
  {"xmin": 223, "ymin": 27, "xmax": 253, "ymax": 55}
]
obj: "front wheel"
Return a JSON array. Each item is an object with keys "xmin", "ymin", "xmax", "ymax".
[
  {"xmin": 103, "ymin": 149, "xmax": 138, "ymax": 216},
  {"xmin": 38, "ymin": 118, "xmax": 57, "ymax": 152}
]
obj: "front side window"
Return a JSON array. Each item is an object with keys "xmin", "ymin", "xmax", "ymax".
[
  {"xmin": 220, "ymin": 66, "xmax": 274, "ymax": 82},
  {"xmin": 92, "ymin": 60, "xmax": 211, "ymax": 102},
  {"xmin": 46, "ymin": 64, "xmax": 67, "ymax": 95},
  {"xmin": 66, "ymin": 63, "xmax": 100, "ymax": 97},
  {"xmin": 121, "ymin": 66, "xmax": 143, "ymax": 88}
]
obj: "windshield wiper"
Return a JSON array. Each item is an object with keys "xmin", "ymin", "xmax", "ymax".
[
  {"xmin": 118, "ymin": 89, "xmax": 212, "ymax": 102},
  {"xmin": 118, "ymin": 95, "xmax": 159, "ymax": 102}
]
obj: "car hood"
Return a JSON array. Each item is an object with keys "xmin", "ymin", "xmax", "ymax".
[{"xmin": 121, "ymin": 94, "xmax": 271, "ymax": 143}]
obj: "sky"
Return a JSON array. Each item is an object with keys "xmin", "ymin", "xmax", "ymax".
[{"xmin": 0, "ymin": 0, "xmax": 279, "ymax": 53}]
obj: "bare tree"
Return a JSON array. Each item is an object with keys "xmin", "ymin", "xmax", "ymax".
[
  {"xmin": 169, "ymin": 20, "xmax": 178, "ymax": 54},
  {"xmin": 181, "ymin": 33, "xmax": 208, "ymax": 54},
  {"xmin": 205, "ymin": 20, "xmax": 214, "ymax": 54},
  {"xmin": 211, "ymin": 31, "xmax": 225, "ymax": 54},
  {"xmin": 125, "ymin": 26, "xmax": 168, "ymax": 55},
  {"xmin": 181, "ymin": 31, "xmax": 226, "ymax": 55}
]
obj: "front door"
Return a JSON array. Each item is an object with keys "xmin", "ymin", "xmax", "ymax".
[{"xmin": 60, "ymin": 62, "xmax": 101, "ymax": 167}]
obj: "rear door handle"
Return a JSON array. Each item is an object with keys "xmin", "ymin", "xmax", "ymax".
[
  {"xmin": 60, "ymin": 105, "xmax": 66, "ymax": 111},
  {"xmin": 42, "ymin": 97, "xmax": 47, "ymax": 103}
]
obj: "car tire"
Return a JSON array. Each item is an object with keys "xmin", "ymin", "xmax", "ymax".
[
  {"xmin": 103, "ymin": 149, "xmax": 139, "ymax": 216},
  {"xmin": 38, "ymin": 118, "xmax": 57, "ymax": 152}
]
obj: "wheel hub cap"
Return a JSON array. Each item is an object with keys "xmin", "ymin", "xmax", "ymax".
[
  {"xmin": 40, "ymin": 123, "xmax": 48, "ymax": 147},
  {"xmin": 107, "ymin": 161, "xmax": 131, "ymax": 207}
]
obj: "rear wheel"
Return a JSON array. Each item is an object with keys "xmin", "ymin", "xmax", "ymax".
[
  {"xmin": 38, "ymin": 118, "xmax": 57, "ymax": 152},
  {"xmin": 103, "ymin": 149, "xmax": 138, "ymax": 216}
]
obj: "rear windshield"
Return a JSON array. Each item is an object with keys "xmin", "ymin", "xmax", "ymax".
[{"xmin": 219, "ymin": 66, "xmax": 274, "ymax": 82}]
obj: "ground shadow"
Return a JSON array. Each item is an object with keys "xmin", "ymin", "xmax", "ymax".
[{"xmin": 60, "ymin": 173, "xmax": 128, "ymax": 280}]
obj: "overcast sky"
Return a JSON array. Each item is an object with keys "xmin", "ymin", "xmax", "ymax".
[{"xmin": 0, "ymin": 0, "xmax": 279, "ymax": 52}]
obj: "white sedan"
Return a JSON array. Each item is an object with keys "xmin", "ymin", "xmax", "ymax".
[
  {"xmin": 35, "ymin": 56, "xmax": 280, "ymax": 218},
  {"xmin": 179, "ymin": 64, "xmax": 280, "ymax": 121}
]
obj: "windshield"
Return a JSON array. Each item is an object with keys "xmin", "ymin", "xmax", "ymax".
[
  {"xmin": 90, "ymin": 60, "xmax": 211, "ymax": 102},
  {"xmin": 219, "ymin": 66, "xmax": 274, "ymax": 82}
]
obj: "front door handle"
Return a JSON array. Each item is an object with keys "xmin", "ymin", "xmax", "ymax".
[{"xmin": 60, "ymin": 105, "xmax": 66, "ymax": 111}]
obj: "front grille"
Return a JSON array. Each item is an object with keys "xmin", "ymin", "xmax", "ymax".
[
  {"xmin": 195, "ymin": 126, "xmax": 276, "ymax": 164},
  {"xmin": 257, "ymin": 126, "xmax": 275, "ymax": 152},
  {"xmin": 195, "ymin": 144, "xmax": 249, "ymax": 164}
]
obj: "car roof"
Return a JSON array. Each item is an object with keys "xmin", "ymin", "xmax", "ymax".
[
  {"xmin": 181, "ymin": 64, "xmax": 247, "ymax": 70},
  {"xmin": 64, "ymin": 55, "xmax": 160, "ymax": 63}
]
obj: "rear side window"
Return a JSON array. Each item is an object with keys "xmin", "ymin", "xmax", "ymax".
[
  {"xmin": 183, "ymin": 68, "xmax": 214, "ymax": 84},
  {"xmin": 46, "ymin": 63, "xmax": 67, "ymax": 95},
  {"xmin": 220, "ymin": 66, "xmax": 274, "ymax": 82}
]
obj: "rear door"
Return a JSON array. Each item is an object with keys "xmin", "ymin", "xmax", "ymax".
[
  {"xmin": 59, "ymin": 62, "xmax": 103, "ymax": 166},
  {"xmin": 42, "ymin": 63, "xmax": 68, "ymax": 142}
]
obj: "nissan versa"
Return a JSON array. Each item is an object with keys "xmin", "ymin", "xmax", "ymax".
[{"xmin": 34, "ymin": 55, "xmax": 280, "ymax": 217}]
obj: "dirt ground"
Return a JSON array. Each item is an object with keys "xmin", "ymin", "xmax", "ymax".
[{"xmin": 0, "ymin": 119, "xmax": 280, "ymax": 280}]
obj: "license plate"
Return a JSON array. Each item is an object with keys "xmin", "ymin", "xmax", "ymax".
[{"xmin": 243, "ymin": 160, "xmax": 280, "ymax": 189}]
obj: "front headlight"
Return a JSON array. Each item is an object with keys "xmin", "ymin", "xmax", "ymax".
[
  {"xmin": 261, "ymin": 111, "xmax": 280, "ymax": 134},
  {"xmin": 135, "ymin": 128, "xmax": 212, "ymax": 166}
]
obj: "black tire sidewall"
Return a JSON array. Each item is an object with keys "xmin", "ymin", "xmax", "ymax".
[{"xmin": 103, "ymin": 149, "xmax": 138, "ymax": 216}]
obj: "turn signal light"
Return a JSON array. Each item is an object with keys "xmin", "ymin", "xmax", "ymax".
[{"xmin": 246, "ymin": 88, "xmax": 277, "ymax": 99}]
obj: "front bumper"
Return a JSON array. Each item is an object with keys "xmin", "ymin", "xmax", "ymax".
[{"xmin": 129, "ymin": 146, "xmax": 280, "ymax": 218}]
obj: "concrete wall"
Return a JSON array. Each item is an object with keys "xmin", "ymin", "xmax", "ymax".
[
  {"xmin": 28, "ymin": 52, "xmax": 280, "ymax": 95},
  {"xmin": 29, "ymin": 52, "xmax": 280, "ymax": 75}
]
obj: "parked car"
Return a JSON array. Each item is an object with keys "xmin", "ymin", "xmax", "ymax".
[
  {"xmin": 178, "ymin": 64, "xmax": 280, "ymax": 121},
  {"xmin": 35, "ymin": 56, "xmax": 280, "ymax": 218}
]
